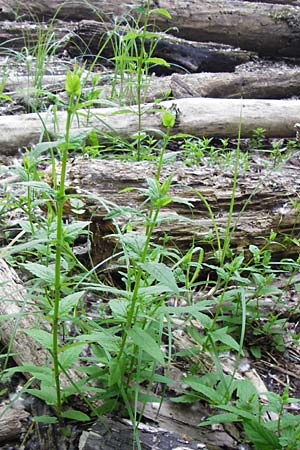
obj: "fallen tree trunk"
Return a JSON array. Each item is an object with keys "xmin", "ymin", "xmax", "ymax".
[
  {"xmin": 5, "ymin": 68, "xmax": 300, "ymax": 106},
  {"xmin": 0, "ymin": 1, "xmax": 299, "ymax": 57},
  {"xmin": 0, "ymin": 19, "xmax": 253, "ymax": 74},
  {"xmin": 46, "ymin": 158, "xmax": 300, "ymax": 265},
  {"xmin": 66, "ymin": 20, "xmax": 253, "ymax": 74},
  {"xmin": 0, "ymin": 258, "xmax": 81, "ymax": 387},
  {"xmin": 0, "ymin": 405, "xmax": 29, "ymax": 442},
  {"xmin": 1, "ymin": 98, "xmax": 300, "ymax": 155}
]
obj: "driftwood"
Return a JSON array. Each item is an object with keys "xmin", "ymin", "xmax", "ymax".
[
  {"xmin": 1, "ymin": 98, "xmax": 300, "ymax": 156},
  {"xmin": 46, "ymin": 157, "xmax": 300, "ymax": 265},
  {"xmin": 0, "ymin": 1, "xmax": 300, "ymax": 57},
  {"xmin": 0, "ymin": 405, "xmax": 29, "ymax": 442},
  {"xmin": 66, "ymin": 20, "xmax": 253, "ymax": 74}
]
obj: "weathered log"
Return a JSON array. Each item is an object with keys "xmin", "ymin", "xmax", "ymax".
[
  {"xmin": 1, "ymin": 1, "xmax": 300, "ymax": 57},
  {"xmin": 5, "ymin": 68, "xmax": 300, "ymax": 106},
  {"xmin": 46, "ymin": 157, "xmax": 300, "ymax": 265},
  {"xmin": 0, "ymin": 258, "xmax": 81, "ymax": 386},
  {"xmin": 170, "ymin": 69, "xmax": 300, "ymax": 99},
  {"xmin": 1, "ymin": 98, "xmax": 300, "ymax": 156},
  {"xmin": 0, "ymin": 19, "xmax": 253, "ymax": 74},
  {"xmin": 79, "ymin": 415, "xmax": 237, "ymax": 450},
  {"xmin": 0, "ymin": 405, "xmax": 29, "ymax": 442},
  {"xmin": 66, "ymin": 20, "xmax": 253, "ymax": 74},
  {"xmin": 0, "ymin": 258, "xmax": 53, "ymax": 370},
  {"xmin": 0, "ymin": 20, "xmax": 72, "ymax": 50}
]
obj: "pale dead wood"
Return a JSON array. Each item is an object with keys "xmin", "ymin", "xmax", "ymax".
[
  {"xmin": 47, "ymin": 157, "xmax": 300, "ymax": 264},
  {"xmin": 0, "ymin": 258, "xmax": 81, "ymax": 386},
  {"xmin": 0, "ymin": 405, "xmax": 29, "ymax": 442},
  {"xmin": 5, "ymin": 68, "xmax": 300, "ymax": 105},
  {"xmin": 1, "ymin": 98, "xmax": 300, "ymax": 155}
]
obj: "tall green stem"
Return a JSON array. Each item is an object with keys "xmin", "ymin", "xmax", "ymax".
[{"xmin": 52, "ymin": 93, "xmax": 74, "ymax": 416}]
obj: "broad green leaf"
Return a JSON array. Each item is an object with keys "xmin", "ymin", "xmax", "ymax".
[
  {"xmin": 33, "ymin": 415, "xmax": 58, "ymax": 424},
  {"xmin": 199, "ymin": 412, "xmax": 240, "ymax": 426},
  {"xmin": 170, "ymin": 393, "xmax": 200, "ymax": 403},
  {"xmin": 141, "ymin": 261, "xmax": 179, "ymax": 295},
  {"xmin": 5, "ymin": 364, "xmax": 53, "ymax": 383},
  {"xmin": 21, "ymin": 262, "xmax": 55, "ymax": 283},
  {"xmin": 24, "ymin": 329, "xmax": 53, "ymax": 350},
  {"xmin": 184, "ymin": 379, "xmax": 223, "ymax": 404},
  {"xmin": 162, "ymin": 110, "xmax": 175, "ymax": 128},
  {"xmin": 75, "ymin": 332, "xmax": 120, "ymax": 353},
  {"xmin": 209, "ymin": 327, "xmax": 240, "ymax": 352},
  {"xmin": 109, "ymin": 298, "xmax": 128, "ymax": 319},
  {"xmin": 61, "ymin": 409, "xmax": 90, "ymax": 421},
  {"xmin": 127, "ymin": 326, "xmax": 165, "ymax": 365},
  {"xmin": 66, "ymin": 70, "xmax": 81, "ymax": 97},
  {"xmin": 150, "ymin": 7, "xmax": 172, "ymax": 19},
  {"xmin": 27, "ymin": 387, "xmax": 57, "ymax": 405},
  {"xmin": 243, "ymin": 419, "xmax": 280, "ymax": 450},
  {"xmin": 49, "ymin": 291, "xmax": 85, "ymax": 317},
  {"xmin": 58, "ymin": 344, "xmax": 85, "ymax": 369},
  {"xmin": 62, "ymin": 221, "xmax": 90, "ymax": 240}
]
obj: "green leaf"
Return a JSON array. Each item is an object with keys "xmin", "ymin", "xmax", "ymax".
[
  {"xmin": 61, "ymin": 409, "xmax": 90, "ymax": 421},
  {"xmin": 243, "ymin": 420, "xmax": 281, "ymax": 450},
  {"xmin": 127, "ymin": 326, "xmax": 165, "ymax": 365},
  {"xmin": 162, "ymin": 110, "xmax": 176, "ymax": 128},
  {"xmin": 209, "ymin": 327, "xmax": 241, "ymax": 352},
  {"xmin": 33, "ymin": 415, "xmax": 58, "ymax": 424},
  {"xmin": 150, "ymin": 7, "xmax": 172, "ymax": 19},
  {"xmin": 147, "ymin": 57, "xmax": 170, "ymax": 67},
  {"xmin": 27, "ymin": 387, "xmax": 57, "ymax": 405},
  {"xmin": 141, "ymin": 261, "xmax": 179, "ymax": 295},
  {"xmin": 184, "ymin": 378, "xmax": 223, "ymax": 404},
  {"xmin": 75, "ymin": 332, "xmax": 120, "ymax": 353},
  {"xmin": 58, "ymin": 344, "xmax": 85, "ymax": 369},
  {"xmin": 50, "ymin": 291, "xmax": 85, "ymax": 317},
  {"xmin": 66, "ymin": 70, "xmax": 81, "ymax": 97},
  {"xmin": 24, "ymin": 329, "xmax": 53, "ymax": 350},
  {"xmin": 21, "ymin": 262, "xmax": 55, "ymax": 283},
  {"xmin": 170, "ymin": 393, "xmax": 200, "ymax": 403},
  {"xmin": 199, "ymin": 412, "xmax": 240, "ymax": 426}
]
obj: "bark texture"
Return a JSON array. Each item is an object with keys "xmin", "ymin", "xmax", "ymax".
[
  {"xmin": 0, "ymin": 1, "xmax": 299, "ymax": 57},
  {"xmin": 0, "ymin": 405, "xmax": 29, "ymax": 442},
  {"xmin": 1, "ymin": 98, "xmax": 300, "ymax": 155},
  {"xmin": 66, "ymin": 20, "xmax": 253, "ymax": 74},
  {"xmin": 46, "ymin": 158, "xmax": 300, "ymax": 265},
  {"xmin": 5, "ymin": 69, "xmax": 300, "ymax": 106}
]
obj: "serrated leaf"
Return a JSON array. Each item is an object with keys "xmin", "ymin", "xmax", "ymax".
[
  {"xmin": 61, "ymin": 409, "xmax": 90, "ymax": 421},
  {"xmin": 141, "ymin": 261, "xmax": 179, "ymax": 295},
  {"xmin": 243, "ymin": 419, "xmax": 280, "ymax": 450},
  {"xmin": 21, "ymin": 262, "xmax": 55, "ymax": 283},
  {"xmin": 49, "ymin": 291, "xmax": 85, "ymax": 317},
  {"xmin": 24, "ymin": 329, "xmax": 53, "ymax": 350},
  {"xmin": 127, "ymin": 326, "xmax": 165, "ymax": 365},
  {"xmin": 75, "ymin": 332, "xmax": 120, "ymax": 353},
  {"xmin": 58, "ymin": 344, "xmax": 85, "ymax": 369}
]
